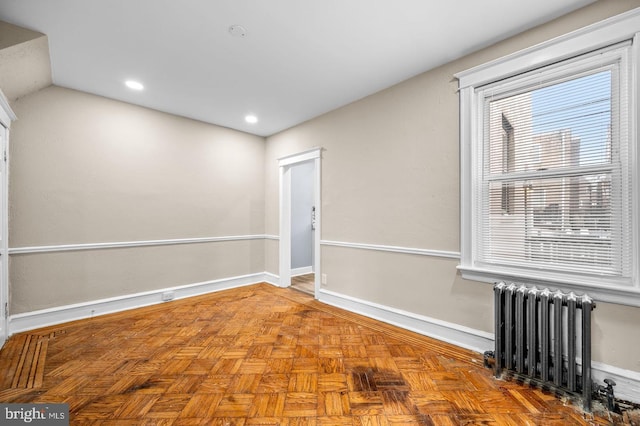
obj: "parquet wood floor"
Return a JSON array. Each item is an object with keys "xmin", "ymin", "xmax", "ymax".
[{"xmin": 0, "ymin": 283, "xmax": 610, "ymax": 425}]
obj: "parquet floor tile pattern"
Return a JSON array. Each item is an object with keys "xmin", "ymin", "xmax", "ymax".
[{"xmin": 0, "ymin": 284, "xmax": 608, "ymax": 425}]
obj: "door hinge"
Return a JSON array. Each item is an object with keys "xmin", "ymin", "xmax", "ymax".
[{"xmin": 3, "ymin": 302, "xmax": 7, "ymax": 319}]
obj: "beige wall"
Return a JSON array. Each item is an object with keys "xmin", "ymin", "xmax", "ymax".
[
  {"xmin": 9, "ymin": 241, "xmax": 264, "ymax": 313},
  {"xmin": 0, "ymin": 21, "xmax": 51, "ymax": 102},
  {"xmin": 265, "ymin": 0, "xmax": 640, "ymax": 372},
  {"xmin": 9, "ymin": 86, "xmax": 265, "ymax": 313}
]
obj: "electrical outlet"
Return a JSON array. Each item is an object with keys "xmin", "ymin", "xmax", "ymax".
[
  {"xmin": 162, "ymin": 291, "xmax": 175, "ymax": 301},
  {"xmin": 321, "ymin": 274, "xmax": 327, "ymax": 285}
]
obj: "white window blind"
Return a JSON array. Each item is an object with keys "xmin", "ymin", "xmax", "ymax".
[{"xmin": 476, "ymin": 53, "xmax": 632, "ymax": 280}]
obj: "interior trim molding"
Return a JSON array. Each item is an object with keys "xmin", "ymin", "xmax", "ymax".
[
  {"xmin": 0, "ymin": 88, "xmax": 17, "ymax": 125},
  {"xmin": 317, "ymin": 288, "xmax": 492, "ymax": 353},
  {"xmin": 263, "ymin": 272, "xmax": 280, "ymax": 287},
  {"xmin": 278, "ymin": 147, "xmax": 322, "ymax": 291},
  {"xmin": 8, "ymin": 272, "xmax": 271, "ymax": 334},
  {"xmin": 320, "ymin": 240, "xmax": 461, "ymax": 260},
  {"xmin": 0, "ymin": 88, "xmax": 14, "ymax": 350},
  {"xmin": 9, "ymin": 234, "xmax": 270, "ymax": 255},
  {"xmin": 278, "ymin": 147, "xmax": 322, "ymax": 167}
]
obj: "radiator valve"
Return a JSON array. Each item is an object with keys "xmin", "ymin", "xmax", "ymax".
[{"xmin": 595, "ymin": 378, "xmax": 619, "ymax": 413}]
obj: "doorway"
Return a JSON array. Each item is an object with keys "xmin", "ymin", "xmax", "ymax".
[
  {"xmin": 0, "ymin": 92, "xmax": 16, "ymax": 348},
  {"xmin": 278, "ymin": 148, "xmax": 321, "ymax": 297}
]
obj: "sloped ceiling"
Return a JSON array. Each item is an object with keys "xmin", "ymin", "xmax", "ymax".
[{"xmin": 0, "ymin": 0, "xmax": 596, "ymax": 136}]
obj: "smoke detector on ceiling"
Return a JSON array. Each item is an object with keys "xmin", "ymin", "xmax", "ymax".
[{"xmin": 228, "ymin": 25, "xmax": 247, "ymax": 37}]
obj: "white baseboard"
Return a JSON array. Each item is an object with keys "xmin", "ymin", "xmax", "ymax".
[
  {"xmin": 291, "ymin": 266, "xmax": 313, "ymax": 276},
  {"xmin": 9, "ymin": 272, "xmax": 269, "ymax": 334},
  {"xmin": 318, "ymin": 288, "xmax": 494, "ymax": 354},
  {"xmin": 263, "ymin": 272, "xmax": 280, "ymax": 287}
]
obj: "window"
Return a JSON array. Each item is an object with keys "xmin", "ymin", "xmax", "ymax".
[{"xmin": 455, "ymin": 10, "xmax": 640, "ymax": 306}]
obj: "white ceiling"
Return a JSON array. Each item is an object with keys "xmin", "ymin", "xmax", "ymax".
[{"xmin": 0, "ymin": 0, "xmax": 596, "ymax": 136}]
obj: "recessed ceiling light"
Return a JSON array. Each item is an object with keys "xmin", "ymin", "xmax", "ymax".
[
  {"xmin": 125, "ymin": 80, "xmax": 144, "ymax": 91},
  {"xmin": 245, "ymin": 115, "xmax": 258, "ymax": 124}
]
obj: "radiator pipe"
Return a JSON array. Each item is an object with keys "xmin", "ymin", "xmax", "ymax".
[
  {"xmin": 516, "ymin": 286, "xmax": 526, "ymax": 374},
  {"xmin": 567, "ymin": 292, "xmax": 577, "ymax": 392},
  {"xmin": 581, "ymin": 294, "xmax": 593, "ymax": 412},
  {"xmin": 553, "ymin": 290, "xmax": 564, "ymax": 387},
  {"xmin": 505, "ymin": 284, "xmax": 517, "ymax": 371},
  {"xmin": 527, "ymin": 287, "xmax": 538, "ymax": 377},
  {"xmin": 494, "ymin": 282, "xmax": 505, "ymax": 374},
  {"xmin": 540, "ymin": 288, "xmax": 551, "ymax": 382}
]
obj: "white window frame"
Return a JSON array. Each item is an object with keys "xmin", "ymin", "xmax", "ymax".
[{"xmin": 455, "ymin": 9, "xmax": 640, "ymax": 307}]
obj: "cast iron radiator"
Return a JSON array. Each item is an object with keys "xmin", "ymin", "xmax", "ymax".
[{"xmin": 492, "ymin": 282, "xmax": 596, "ymax": 411}]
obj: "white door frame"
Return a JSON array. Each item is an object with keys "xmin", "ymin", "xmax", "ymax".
[
  {"xmin": 278, "ymin": 148, "xmax": 321, "ymax": 296},
  {"xmin": 0, "ymin": 90, "xmax": 16, "ymax": 348}
]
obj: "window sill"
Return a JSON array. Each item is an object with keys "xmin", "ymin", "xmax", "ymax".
[{"xmin": 457, "ymin": 264, "xmax": 640, "ymax": 307}]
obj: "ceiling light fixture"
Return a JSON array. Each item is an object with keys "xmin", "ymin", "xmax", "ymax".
[
  {"xmin": 245, "ymin": 115, "xmax": 258, "ymax": 124},
  {"xmin": 125, "ymin": 80, "xmax": 144, "ymax": 91}
]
